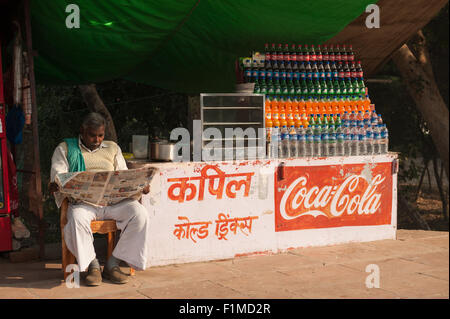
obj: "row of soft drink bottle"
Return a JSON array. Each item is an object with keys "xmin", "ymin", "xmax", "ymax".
[{"xmin": 267, "ymin": 110, "xmax": 389, "ymax": 158}]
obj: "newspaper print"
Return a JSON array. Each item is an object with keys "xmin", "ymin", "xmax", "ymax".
[{"xmin": 55, "ymin": 167, "xmax": 156, "ymax": 206}]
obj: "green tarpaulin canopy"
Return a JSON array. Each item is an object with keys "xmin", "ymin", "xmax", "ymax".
[{"xmin": 31, "ymin": 0, "xmax": 375, "ymax": 93}]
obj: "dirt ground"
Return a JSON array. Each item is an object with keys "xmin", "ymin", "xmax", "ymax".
[{"xmin": 397, "ymin": 185, "xmax": 449, "ymax": 231}]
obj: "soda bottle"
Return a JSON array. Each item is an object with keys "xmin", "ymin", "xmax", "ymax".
[
  {"xmin": 297, "ymin": 125, "xmax": 306, "ymax": 157},
  {"xmin": 244, "ymin": 65, "xmax": 252, "ymax": 83},
  {"xmin": 365, "ymin": 123, "xmax": 373, "ymax": 155},
  {"xmin": 283, "ymin": 44, "xmax": 290, "ymax": 63},
  {"xmin": 334, "ymin": 113, "xmax": 342, "ymax": 128},
  {"xmin": 317, "ymin": 45, "xmax": 323, "ymax": 61},
  {"xmin": 357, "ymin": 121, "xmax": 367, "ymax": 155},
  {"xmin": 343, "ymin": 120, "xmax": 352, "ymax": 156},
  {"xmin": 357, "ymin": 110, "xmax": 364, "ymax": 122},
  {"xmin": 303, "ymin": 44, "xmax": 310, "ymax": 62},
  {"xmin": 264, "ymin": 43, "xmax": 272, "ymax": 68},
  {"xmin": 272, "ymin": 100, "xmax": 280, "ymax": 128},
  {"xmin": 350, "ymin": 60, "xmax": 357, "ymax": 78},
  {"xmin": 265, "ymin": 97, "xmax": 273, "ymax": 130},
  {"xmin": 310, "ymin": 45, "xmax": 316, "ymax": 62},
  {"xmin": 280, "ymin": 126, "xmax": 290, "ymax": 158},
  {"xmin": 313, "ymin": 125, "xmax": 322, "ymax": 156},
  {"xmin": 335, "ymin": 44, "xmax": 341, "ymax": 61},
  {"xmin": 331, "ymin": 61, "xmax": 338, "ymax": 79},
  {"xmin": 341, "ymin": 44, "xmax": 347, "ymax": 61},
  {"xmin": 305, "ymin": 125, "xmax": 314, "ymax": 157},
  {"xmin": 323, "ymin": 45, "xmax": 329, "ymax": 62},
  {"xmin": 342, "ymin": 111, "xmax": 349, "ymax": 126},
  {"xmin": 290, "ymin": 44, "xmax": 297, "ymax": 62},
  {"xmin": 363, "ymin": 110, "xmax": 371, "ymax": 128},
  {"xmin": 329, "ymin": 113, "xmax": 336, "ymax": 128},
  {"xmin": 347, "ymin": 45, "xmax": 355, "ymax": 62},
  {"xmin": 328, "ymin": 124, "xmax": 336, "ymax": 156},
  {"xmin": 276, "ymin": 43, "xmax": 283, "ymax": 64},
  {"xmin": 297, "ymin": 44, "xmax": 303, "ymax": 62},
  {"xmin": 315, "ymin": 113, "xmax": 323, "ymax": 126},
  {"xmin": 356, "ymin": 60, "xmax": 363, "ymax": 78},
  {"xmin": 270, "ymin": 126, "xmax": 280, "ymax": 158},
  {"xmin": 379, "ymin": 124, "xmax": 389, "ymax": 154},
  {"xmin": 370, "ymin": 111, "xmax": 378, "ymax": 127},
  {"xmin": 377, "ymin": 114, "xmax": 383, "ymax": 125},
  {"xmin": 321, "ymin": 119, "xmax": 329, "ymax": 156},
  {"xmin": 289, "ymin": 125, "xmax": 298, "ymax": 157},
  {"xmin": 329, "ymin": 44, "xmax": 335, "ymax": 62},
  {"xmin": 372, "ymin": 124, "xmax": 380, "ymax": 154},
  {"xmin": 350, "ymin": 120, "xmax": 359, "ymax": 156},
  {"xmin": 335, "ymin": 124, "xmax": 345, "ymax": 156},
  {"xmin": 344, "ymin": 62, "xmax": 351, "ymax": 79},
  {"xmin": 251, "ymin": 67, "xmax": 259, "ymax": 83}
]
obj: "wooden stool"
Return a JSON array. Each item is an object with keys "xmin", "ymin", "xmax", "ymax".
[{"xmin": 60, "ymin": 198, "xmax": 135, "ymax": 279}]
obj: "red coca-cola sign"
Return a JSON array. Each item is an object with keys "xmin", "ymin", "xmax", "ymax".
[{"xmin": 275, "ymin": 163, "xmax": 393, "ymax": 231}]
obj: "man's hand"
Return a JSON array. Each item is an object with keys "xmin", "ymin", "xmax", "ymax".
[
  {"xmin": 48, "ymin": 182, "xmax": 60, "ymax": 195},
  {"xmin": 142, "ymin": 184, "xmax": 150, "ymax": 194}
]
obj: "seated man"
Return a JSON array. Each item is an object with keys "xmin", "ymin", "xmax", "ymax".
[{"xmin": 49, "ymin": 112, "xmax": 150, "ymax": 286}]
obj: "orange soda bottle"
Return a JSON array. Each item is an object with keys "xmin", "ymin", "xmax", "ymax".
[
  {"xmin": 298, "ymin": 96, "xmax": 306, "ymax": 110},
  {"xmin": 279, "ymin": 99, "xmax": 287, "ymax": 127},
  {"xmin": 265, "ymin": 95, "xmax": 272, "ymax": 110},
  {"xmin": 272, "ymin": 102, "xmax": 280, "ymax": 128},
  {"xmin": 363, "ymin": 95, "xmax": 371, "ymax": 111},
  {"xmin": 265, "ymin": 98, "xmax": 273, "ymax": 129}
]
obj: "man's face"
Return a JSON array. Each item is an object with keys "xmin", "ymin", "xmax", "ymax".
[{"xmin": 80, "ymin": 125, "xmax": 105, "ymax": 151}]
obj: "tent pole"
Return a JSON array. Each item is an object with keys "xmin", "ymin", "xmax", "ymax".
[{"xmin": 23, "ymin": 0, "xmax": 45, "ymax": 259}]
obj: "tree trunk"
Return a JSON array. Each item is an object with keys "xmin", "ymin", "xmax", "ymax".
[
  {"xmin": 392, "ymin": 43, "xmax": 449, "ymax": 179},
  {"xmin": 78, "ymin": 84, "xmax": 117, "ymax": 142}
]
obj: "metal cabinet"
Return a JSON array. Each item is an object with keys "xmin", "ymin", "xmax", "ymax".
[{"xmin": 200, "ymin": 93, "xmax": 265, "ymax": 161}]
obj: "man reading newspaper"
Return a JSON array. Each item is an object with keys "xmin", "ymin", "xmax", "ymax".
[{"xmin": 49, "ymin": 112, "xmax": 151, "ymax": 286}]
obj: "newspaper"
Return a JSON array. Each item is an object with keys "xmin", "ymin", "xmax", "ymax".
[{"xmin": 54, "ymin": 167, "xmax": 157, "ymax": 207}]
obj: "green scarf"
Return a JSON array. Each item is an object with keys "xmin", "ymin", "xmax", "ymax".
[{"xmin": 64, "ymin": 138, "xmax": 86, "ymax": 172}]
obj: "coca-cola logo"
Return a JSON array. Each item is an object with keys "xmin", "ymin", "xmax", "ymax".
[
  {"xmin": 275, "ymin": 163, "xmax": 393, "ymax": 231},
  {"xmin": 279, "ymin": 174, "xmax": 385, "ymax": 220}
]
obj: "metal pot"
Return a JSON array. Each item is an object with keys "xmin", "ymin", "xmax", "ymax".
[{"xmin": 150, "ymin": 141, "xmax": 176, "ymax": 161}]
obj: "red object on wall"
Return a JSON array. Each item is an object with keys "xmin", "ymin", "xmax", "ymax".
[
  {"xmin": 0, "ymin": 38, "xmax": 12, "ymax": 252},
  {"xmin": 0, "ymin": 215, "xmax": 11, "ymax": 251},
  {"xmin": 274, "ymin": 162, "xmax": 393, "ymax": 232}
]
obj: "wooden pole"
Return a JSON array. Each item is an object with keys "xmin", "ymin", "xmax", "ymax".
[{"xmin": 23, "ymin": 0, "xmax": 45, "ymax": 259}]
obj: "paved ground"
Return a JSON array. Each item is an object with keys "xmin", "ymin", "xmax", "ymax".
[{"xmin": 0, "ymin": 229, "xmax": 448, "ymax": 299}]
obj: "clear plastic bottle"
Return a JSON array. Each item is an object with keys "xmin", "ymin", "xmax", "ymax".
[
  {"xmin": 357, "ymin": 121, "xmax": 367, "ymax": 155},
  {"xmin": 370, "ymin": 111, "xmax": 378, "ymax": 127},
  {"xmin": 289, "ymin": 125, "xmax": 298, "ymax": 157},
  {"xmin": 356, "ymin": 110, "xmax": 364, "ymax": 122},
  {"xmin": 343, "ymin": 121, "xmax": 352, "ymax": 156},
  {"xmin": 342, "ymin": 111, "xmax": 350, "ymax": 126},
  {"xmin": 280, "ymin": 126, "xmax": 289, "ymax": 158},
  {"xmin": 270, "ymin": 126, "xmax": 280, "ymax": 158},
  {"xmin": 297, "ymin": 125, "xmax": 306, "ymax": 157},
  {"xmin": 305, "ymin": 125, "xmax": 314, "ymax": 157},
  {"xmin": 350, "ymin": 120, "xmax": 359, "ymax": 156},
  {"xmin": 321, "ymin": 124, "xmax": 329, "ymax": 157},
  {"xmin": 349, "ymin": 110, "xmax": 356, "ymax": 123},
  {"xmin": 313, "ymin": 125, "xmax": 322, "ymax": 156},
  {"xmin": 328, "ymin": 124, "xmax": 336, "ymax": 156},
  {"xmin": 335, "ymin": 124, "xmax": 345, "ymax": 156},
  {"xmin": 379, "ymin": 124, "xmax": 389, "ymax": 154},
  {"xmin": 363, "ymin": 110, "xmax": 371, "ymax": 128},
  {"xmin": 365, "ymin": 124, "xmax": 373, "ymax": 155},
  {"xmin": 372, "ymin": 124, "xmax": 380, "ymax": 155}
]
